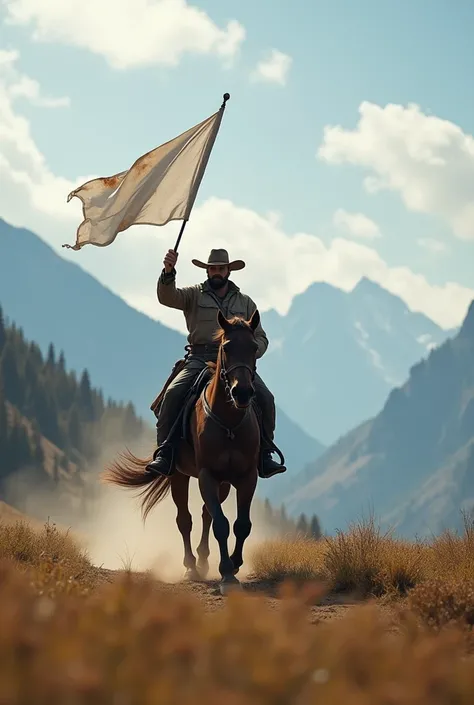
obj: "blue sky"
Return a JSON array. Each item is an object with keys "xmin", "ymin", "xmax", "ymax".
[{"xmin": 0, "ymin": 0, "xmax": 473, "ymax": 333}]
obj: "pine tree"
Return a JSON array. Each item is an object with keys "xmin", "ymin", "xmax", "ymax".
[
  {"xmin": 67, "ymin": 404, "xmax": 82, "ymax": 450},
  {"xmin": 309, "ymin": 515, "xmax": 322, "ymax": 540},
  {"xmin": 297, "ymin": 513, "xmax": 309, "ymax": 537},
  {"xmin": 79, "ymin": 369, "xmax": 95, "ymax": 421},
  {"xmin": 0, "ymin": 381, "xmax": 8, "ymax": 450},
  {"xmin": 122, "ymin": 401, "xmax": 142, "ymax": 442},
  {"xmin": 46, "ymin": 343, "xmax": 56, "ymax": 368},
  {"xmin": 1, "ymin": 341, "xmax": 22, "ymax": 408},
  {"xmin": 31, "ymin": 422, "xmax": 45, "ymax": 470},
  {"xmin": 58, "ymin": 350, "xmax": 66, "ymax": 374},
  {"xmin": 7, "ymin": 422, "xmax": 33, "ymax": 472},
  {"xmin": 0, "ymin": 305, "xmax": 6, "ymax": 354},
  {"xmin": 263, "ymin": 497, "xmax": 273, "ymax": 522}
]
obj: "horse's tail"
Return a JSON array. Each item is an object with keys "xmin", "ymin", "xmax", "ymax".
[{"xmin": 102, "ymin": 449, "xmax": 171, "ymax": 521}]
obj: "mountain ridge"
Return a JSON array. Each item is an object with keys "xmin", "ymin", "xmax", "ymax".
[{"xmin": 282, "ymin": 297, "xmax": 474, "ymax": 538}]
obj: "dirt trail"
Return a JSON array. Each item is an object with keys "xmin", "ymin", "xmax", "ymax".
[{"xmin": 97, "ymin": 568, "xmax": 359, "ymax": 624}]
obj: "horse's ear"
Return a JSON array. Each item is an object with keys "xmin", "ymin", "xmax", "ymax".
[
  {"xmin": 249, "ymin": 309, "xmax": 260, "ymax": 331},
  {"xmin": 217, "ymin": 309, "xmax": 231, "ymax": 333}
]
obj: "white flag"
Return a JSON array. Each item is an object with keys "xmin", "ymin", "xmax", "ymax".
[{"xmin": 64, "ymin": 107, "xmax": 225, "ymax": 251}]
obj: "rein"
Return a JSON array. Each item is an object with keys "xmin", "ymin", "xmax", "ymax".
[{"xmin": 201, "ymin": 342, "xmax": 256, "ymax": 441}]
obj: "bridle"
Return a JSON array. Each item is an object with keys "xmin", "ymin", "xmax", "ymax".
[
  {"xmin": 218, "ymin": 345, "xmax": 256, "ymax": 398},
  {"xmin": 201, "ymin": 333, "xmax": 257, "ymax": 440}
]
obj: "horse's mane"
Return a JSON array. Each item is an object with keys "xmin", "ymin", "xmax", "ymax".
[
  {"xmin": 206, "ymin": 317, "xmax": 254, "ymax": 379},
  {"xmin": 212, "ymin": 317, "xmax": 253, "ymax": 345}
]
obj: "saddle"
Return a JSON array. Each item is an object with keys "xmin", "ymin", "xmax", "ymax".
[
  {"xmin": 149, "ymin": 359, "xmax": 214, "ymax": 455},
  {"xmin": 149, "ymin": 359, "xmax": 285, "ymax": 472}
]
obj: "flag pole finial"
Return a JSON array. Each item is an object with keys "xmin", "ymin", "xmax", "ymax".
[{"xmin": 221, "ymin": 93, "xmax": 230, "ymax": 108}]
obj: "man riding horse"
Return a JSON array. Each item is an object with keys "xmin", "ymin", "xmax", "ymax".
[{"xmin": 146, "ymin": 247, "xmax": 286, "ymax": 480}]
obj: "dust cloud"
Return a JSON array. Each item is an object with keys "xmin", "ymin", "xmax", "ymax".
[
  {"xmin": 5, "ymin": 435, "xmax": 283, "ymax": 583},
  {"xmin": 77, "ymin": 442, "xmax": 280, "ymax": 582}
]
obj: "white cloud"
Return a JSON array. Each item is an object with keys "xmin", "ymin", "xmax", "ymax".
[
  {"xmin": 333, "ymin": 208, "xmax": 381, "ymax": 239},
  {"xmin": 119, "ymin": 203, "xmax": 473, "ymax": 331},
  {"xmin": 251, "ymin": 49, "xmax": 292, "ymax": 85},
  {"xmin": 0, "ymin": 58, "xmax": 472, "ymax": 333},
  {"xmin": 417, "ymin": 237, "xmax": 448, "ymax": 255},
  {"xmin": 2, "ymin": 0, "xmax": 245, "ymax": 69},
  {"xmin": 318, "ymin": 101, "xmax": 474, "ymax": 241},
  {"xmin": 0, "ymin": 49, "xmax": 69, "ymax": 107}
]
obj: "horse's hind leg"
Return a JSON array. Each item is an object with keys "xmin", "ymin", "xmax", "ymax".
[
  {"xmin": 230, "ymin": 473, "xmax": 257, "ymax": 576},
  {"xmin": 198, "ymin": 470, "xmax": 239, "ymax": 595},
  {"xmin": 196, "ymin": 482, "xmax": 231, "ymax": 579},
  {"xmin": 171, "ymin": 473, "xmax": 200, "ymax": 581}
]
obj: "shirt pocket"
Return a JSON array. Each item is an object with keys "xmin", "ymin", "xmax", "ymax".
[{"xmin": 197, "ymin": 302, "xmax": 220, "ymax": 324}]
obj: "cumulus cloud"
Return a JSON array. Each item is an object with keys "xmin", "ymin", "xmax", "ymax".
[
  {"xmin": 0, "ymin": 48, "xmax": 69, "ymax": 107},
  {"xmin": 250, "ymin": 49, "xmax": 292, "ymax": 85},
  {"xmin": 0, "ymin": 57, "xmax": 472, "ymax": 332},
  {"xmin": 109, "ymin": 201, "xmax": 473, "ymax": 331},
  {"xmin": 333, "ymin": 208, "xmax": 381, "ymax": 239},
  {"xmin": 0, "ymin": 52, "xmax": 88, "ymax": 229},
  {"xmin": 2, "ymin": 0, "xmax": 245, "ymax": 69},
  {"xmin": 318, "ymin": 101, "xmax": 474, "ymax": 241},
  {"xmin": 417, "ymin": 237, "xmax": 448, "ymax": 255}
]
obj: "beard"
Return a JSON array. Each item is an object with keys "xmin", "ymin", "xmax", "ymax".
[{"xmin": 208, "ymin": 273, "xmax": 229, "ymax": 290}]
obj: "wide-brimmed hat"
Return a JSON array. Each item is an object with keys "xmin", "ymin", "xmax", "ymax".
[{"xmin": 192, "ymin": 248, "xmax": 245, "ymax": 271}]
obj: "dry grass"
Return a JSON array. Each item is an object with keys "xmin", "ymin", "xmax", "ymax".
[
  {"xmin": 1, "ymin": 514, "xmax": 474, "ymax": 702},
  {"xmin": 0, "ymin": 558, "xmax": 474, "ymax": 704},
  {"xmin": 0, "ymin": 518, "xmax": 99, "ymax": 596},
  {"xmin": 247, "ymin": 537, "xmax": 327, "ymax": 582},
  {"xmin": 251, "ymin": 515, "xmax": 474, "ymax": 599}
]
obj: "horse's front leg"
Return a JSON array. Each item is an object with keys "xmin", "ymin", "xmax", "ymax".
[
  {"xmin": 198, "ymin": 469, "xmax": 240, "ymax": 595},
  {"xmin": 196, "ymin": 482, "xmax": 231, "ymax": 579},
  {"xmin": 230, "ymin": 470, "xmax": 257, "ymax": 575},
  {"xmin": 171, "ymin": 473, "xmax": 200, "ymax": 581}
]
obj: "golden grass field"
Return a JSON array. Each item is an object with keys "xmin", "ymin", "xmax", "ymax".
[{"xmin": 1, "ymin": 513, "xmax": 474, "ymax": 704}]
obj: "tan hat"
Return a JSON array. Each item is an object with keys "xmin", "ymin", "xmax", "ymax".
[{"xmin": 192, "ymin": 248, "xmax": 245, "ymax": 271}]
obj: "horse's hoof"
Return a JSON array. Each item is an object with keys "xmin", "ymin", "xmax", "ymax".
[
  {"xmin": 197, "ymin": 561, "xmax": 209, "ymax": 579},
  {"xmin": 185, "ymin": 568, "xmax": 202, "ymax": 582},
  {"xmin": 219, "ymin": 577, "xmax": 243, "ymax": 596}
]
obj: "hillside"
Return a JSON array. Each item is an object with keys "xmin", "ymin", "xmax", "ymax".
[
  {"xmin": 0, "ymin": 304, "xmax": 147, "ymax": 521},
  {"xmin": 0, "ymin": 217, "xmax": 324, "ymax": 480},
  {"xmin": 259, "ymin": 278, "xmax": 453, "ymax": 443},
  {"xmin": 282, "ymin": 300, "xmax": 474, "ymax": 538}
]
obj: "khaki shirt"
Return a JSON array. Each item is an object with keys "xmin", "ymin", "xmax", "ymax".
[{"xmin": 157, "ymin": 270, "xmax": 269, "ymax": 359}]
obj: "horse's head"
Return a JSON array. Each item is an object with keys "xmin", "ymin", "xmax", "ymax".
[{"xmin": 216, "ymin": 309, "xmax": 260, "ymax": 409}]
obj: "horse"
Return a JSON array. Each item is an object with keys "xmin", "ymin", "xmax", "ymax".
[{"xmin": 104, "ymin": 309, "xmax": 261, "ymax": 595}]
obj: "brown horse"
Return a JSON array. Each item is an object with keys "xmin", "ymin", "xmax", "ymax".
[{"xmin": 104, "ymin": 309, "xmax": 261, "ymax": 595}]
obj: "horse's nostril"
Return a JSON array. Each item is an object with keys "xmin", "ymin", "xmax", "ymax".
[{"xmin": 232, "ymin": 385, "xmax": 253, "ymax": 406}]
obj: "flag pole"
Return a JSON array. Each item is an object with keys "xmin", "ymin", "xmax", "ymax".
[{"xmin": 172, "ymin": 92, "xmax": 230, "ymax": 253}]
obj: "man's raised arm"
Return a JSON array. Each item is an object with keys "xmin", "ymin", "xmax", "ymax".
[{"xmin": 157, "ymin": 249, "xmax": 195, "ymax": 311}]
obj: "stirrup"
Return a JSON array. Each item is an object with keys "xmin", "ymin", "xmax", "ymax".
[{"xmin": 146, "ymin": 445, "xmax": 174, "ymax": 477}]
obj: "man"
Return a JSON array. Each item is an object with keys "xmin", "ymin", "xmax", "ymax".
[{"xmin": 146, "ymin": 247, "xmax": 286, "ymax": 479}]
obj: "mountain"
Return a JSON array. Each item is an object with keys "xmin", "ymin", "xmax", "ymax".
[
  {"xmin": 0, "ymin": 217, "xmax": 324, "ymax": 480},
  {"xmin": 258, "ymin": 278, "xmax": 454, "ymax": 444},
  {"xmin": 282, "ymin": 301, "xmax": 474, "ymax": 538}
]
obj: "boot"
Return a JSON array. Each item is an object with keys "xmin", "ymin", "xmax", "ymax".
[
  {"xmin": 146, "ymin": 445, "xmax": 174, "ymax": 477},
  {"xmin": 259, "ymin": 450, "xmax": 286, "ymax": 479}
]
